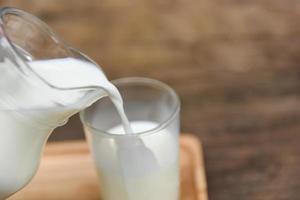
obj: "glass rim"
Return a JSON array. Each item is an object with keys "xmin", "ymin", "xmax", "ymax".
[
  {"xmin": 0, "ymin": 7, "xmax": 103, "ymax": 92},
  {"xmin": 80, "ymin": 77, "xmax": 181, "ymax": 137}
]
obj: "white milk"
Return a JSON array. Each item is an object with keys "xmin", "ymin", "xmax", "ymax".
[
  {"xmin": 88, "ymin": 121, "xmax": 179, "ymax": 200},
  {"xmin": 0, "ymin": 58, "xmax": 132, "ymax": 199},
  {"xmin": 0, "ymin": 57, "xmax": 177, "ymax": 200},
  {"xmin": 30, "ymin": 58, "xmax": 133, "ymax": 134}
]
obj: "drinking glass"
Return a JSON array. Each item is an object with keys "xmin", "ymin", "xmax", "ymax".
[{"xmin": 80, "ymin": 77, "xmax": 181, "ymax": 200}]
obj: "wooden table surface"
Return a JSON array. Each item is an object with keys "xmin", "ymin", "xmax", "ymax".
[
  {"xmin": 9, "ymin": 135, "xmax": 207, "ymax": 200},
  {"xmin": 2, "ymin": 0, "xmax": 300, "ymax": 199}
]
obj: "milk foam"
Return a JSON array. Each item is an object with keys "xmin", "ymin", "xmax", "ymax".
[{"xmin": 108, "ymin": 121, "xmax": 158, "ymax": 134}]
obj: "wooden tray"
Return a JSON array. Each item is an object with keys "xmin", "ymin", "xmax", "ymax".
[{"xmin": 9, "ymin": 134, "xmax": 207, "ymax": 200}]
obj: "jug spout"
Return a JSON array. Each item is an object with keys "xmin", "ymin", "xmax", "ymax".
[{"xmin": 0, "ymin": 7, "xmax": 108, "ymax": 110}]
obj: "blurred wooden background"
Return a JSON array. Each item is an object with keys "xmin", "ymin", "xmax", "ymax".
[{"xmin": 1, "ymin": 0, "xmax": 300, "ymax": 199}]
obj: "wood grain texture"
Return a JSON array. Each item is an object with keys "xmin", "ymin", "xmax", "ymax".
[
  {"xmin": 1, "ymin": 0, "xmax": 300, "ymax": 199},
  {"xmin": 8, "ymin": 135, "xmax": 207, "ymax": 200}
]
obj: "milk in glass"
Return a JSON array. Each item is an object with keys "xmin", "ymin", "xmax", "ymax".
[{"xmin": 84, "ymin": 118, "xmax": 179, "ymax": 200}]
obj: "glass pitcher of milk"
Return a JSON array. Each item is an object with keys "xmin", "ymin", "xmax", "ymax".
[{"xmin": 0, "ymin": 7, "xmax": 119, "ymax": 199}]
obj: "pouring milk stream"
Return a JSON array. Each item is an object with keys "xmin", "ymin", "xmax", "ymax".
[
  {"xmin": 0, "ymin": 7, "xmax": 159, "ymax": 200},
  {"xmin": 0, "ymin": 58, "xmax": 158, "ymax": 199}
]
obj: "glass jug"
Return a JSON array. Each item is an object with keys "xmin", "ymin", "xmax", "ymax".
[{"xmin": 0, "ymin": 7, "xmax": 105, "ymax": 199}]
